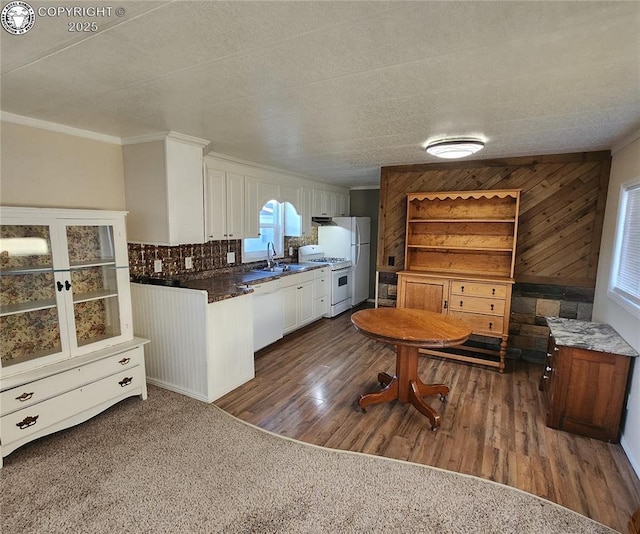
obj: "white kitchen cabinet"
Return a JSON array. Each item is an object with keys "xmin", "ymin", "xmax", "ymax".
[
  {"xmin": 124, "ymin": 132, "xmax": 209, "ymax": 245},
  {"xmin": 300, "ymin": 187, "xmax": 314, "ymax": 237},
  {"xmin": 204, "ymin": 165, "xmax": 245, "ymax": 240},
  {"xmin": 245, "ymin": 177, "xmax": 282, "ymax": 238},
  {"xmin": 336, "ymin": 193, "xmax": 350, "ymax": 217},
  {"xmin": 131, "ymin": 285, "xmax": 254, "ymax": 403},
  {"xmin": 313, "ymin": 267, "xmax": 330, "ymax": 319},
  {"xmin": 280, "ymin": 271, "xmax": 315, "ymax": 334},
  {"xmin": 0, "ymin": 207, "xmax": 146, "ymax": 465}
]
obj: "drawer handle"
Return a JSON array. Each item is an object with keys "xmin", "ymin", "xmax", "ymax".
[
  {"xmin": 17, "ymin": 415, "xmax": 39, "ymax": 430},
  {"xmin": 118, "ymin": 357, "xmax": 131, "ymax": 365},
  {"xmin": 490, "ymin": 304, "xmax": 494, "ymax": 311},
  {"xmin": 16, "ymin": 392, "xmax": 34, "ymax": 402},
  {"xmin": 489, "ymin": 322, "xmax": 493, "ymax": 330},
  {"xmin": 460, "ymin": 300, "xmax": 463, "ymax": 307},
  {"xmin": 492, "ymin": 288, "xmax": 496, "ymax": 295},
  {"xmin": 444, "ymin": 300, "xmax": 448, "ymax": 309},
  {"xmin": 461, "ymin": 286, "xmax": 464, "ymax": 293},
  {"xmin": 119, "ymin": 377, "xmax": 133, "ymax": 387}
]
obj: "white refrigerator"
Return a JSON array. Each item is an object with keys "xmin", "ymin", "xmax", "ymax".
[{"xmin": 318, "ymin": 217, "xmax": 371, "ymax": 306}]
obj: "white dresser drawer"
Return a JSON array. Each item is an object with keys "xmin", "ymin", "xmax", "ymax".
[
  {"xmin": 1, "ymin": 365, "xmax": 144, "ymax": 446},
  {"xmin": 1, "ymin": 346, "xmax": 143, "ymax": 416}
]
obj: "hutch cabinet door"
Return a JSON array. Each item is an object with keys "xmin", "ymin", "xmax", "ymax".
[
  {"xmin": 57, "ymin": 219, "xmax": 132, "ymax": 355},
  {"xmin": 0, "ymin": 218, "xmax": 71, "ymax": 374},
  {"xmin": 398, "ymin": 274, "xmax": 449, "ymax": 313}
]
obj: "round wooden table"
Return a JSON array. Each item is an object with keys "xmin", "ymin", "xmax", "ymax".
[{"xmin": 351, "ymin": 308, "xmax": 472, "ymax": 430}]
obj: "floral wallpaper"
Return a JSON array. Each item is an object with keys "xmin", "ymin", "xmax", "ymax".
[{"xmin": 1, "ymin": 223, "xmax": 119, "ymax": 368}]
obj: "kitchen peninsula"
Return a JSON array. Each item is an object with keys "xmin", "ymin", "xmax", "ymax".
[{"xmin": 131, "ymin": 263, "xmax": 329, "ymax": 403}]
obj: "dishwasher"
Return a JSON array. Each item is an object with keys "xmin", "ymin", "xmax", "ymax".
[{"xmin": 250, "ymin": 279, "xmax": 284, "ymax": 352}]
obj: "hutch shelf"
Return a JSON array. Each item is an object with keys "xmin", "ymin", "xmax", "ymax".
[{"xmin": 397, "ymin": 190, "xmax": 521, "ymax": 372}]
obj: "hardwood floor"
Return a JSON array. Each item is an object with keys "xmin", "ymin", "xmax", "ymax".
[{"xmin": 216, "ymin": 308, "xmax": 640, "ymax": 533}]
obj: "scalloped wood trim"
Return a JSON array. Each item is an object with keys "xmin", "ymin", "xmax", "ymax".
[{"xmin": 408, "ymin": 189, "xmax": 520, "ymax": 202}]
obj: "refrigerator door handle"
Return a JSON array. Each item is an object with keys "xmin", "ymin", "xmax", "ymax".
[{"xmin": 354, "ymin": 244, "xmax": 359, "ymax": 265}]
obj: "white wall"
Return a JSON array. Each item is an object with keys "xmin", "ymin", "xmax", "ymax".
[
  {"xmin": 593, "ymin": 134, "xmax": 640, "ymax": 474},
  {"xmin": 1, "ymin": 120, "xmax": 125, "ymax": 210}
]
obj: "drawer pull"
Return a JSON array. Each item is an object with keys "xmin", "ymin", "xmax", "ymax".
[
  {"xmin": 461, "ymin": 286, "xmax": 464, "ymax": 293},
  {"xmin": 17, "ymin": 415, "xmax": 39, "ymax": 430},
  {"xmin": 119, "ymin": 377, "xmax": 133, "ymax": 387},
  {"xmin": 460, "ymin": 300, "xmax": 463, "ymax": 307},
  {"xmin": 16, "ymin": 392, "xmax": 34, "ymax": 402},
  {"xmin": 490, "ymin": 304, "xmax": 494, "ymax": 311},
  {"xmin": 489, "ymin": 322, "xmax": 493, "ymax": 330},
  {"xmin": 492, "ymin": 288, "xmax": 496, "ymax": 295},
  {"xmin": 444, "ymin": 300, "xmax": 448, "ymax": 309},
  {"xmin": 118, "ymin": 357, "xmax": 131, "ymax": 365}
]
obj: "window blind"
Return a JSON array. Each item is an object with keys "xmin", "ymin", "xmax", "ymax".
[{"xmin": 613, "ymin": 182, "xmax": 640, "ymax": 309}]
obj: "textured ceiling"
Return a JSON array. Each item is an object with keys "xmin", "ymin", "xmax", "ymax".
[{"xmin": 2, "ymin": 1, "xmax": 639, "ymax": 187}]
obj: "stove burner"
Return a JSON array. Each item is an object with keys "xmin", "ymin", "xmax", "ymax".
[{"xmin": 310, "ymin": 257, "xmax": 347, "ymax": 263}]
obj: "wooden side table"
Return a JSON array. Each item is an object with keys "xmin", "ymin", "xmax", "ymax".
[{"xmin": 351, "ymin": 308, "xmax": 471, "ymax": 430}]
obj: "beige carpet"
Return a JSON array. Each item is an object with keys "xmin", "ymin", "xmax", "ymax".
[{"xmin": 1, "ymin": 385, "xmax": 616, "ymax": 533}]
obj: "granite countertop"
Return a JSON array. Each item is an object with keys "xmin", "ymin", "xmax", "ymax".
[
  {"xmin": 546, "ymin": 317, "xmax": 638, "ymax": 357},
  {"xmin": 137, "ymin": 264, "xmax": 327, "ymax": 304}
]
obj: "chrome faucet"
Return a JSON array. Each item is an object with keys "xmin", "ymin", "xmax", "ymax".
[{"xmin": 267, "ymin": 241, "xmax": 277, "ymax": 268}]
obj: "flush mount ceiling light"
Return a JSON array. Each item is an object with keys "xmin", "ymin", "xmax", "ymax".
[{"xmin": 425, "ymin": 138, "xmax": 485, "ymax": 159}]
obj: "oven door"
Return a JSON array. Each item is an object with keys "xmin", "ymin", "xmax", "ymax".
[{"xmin": 331, "ymin": 268, "xmax": 352, "ymax": 305}]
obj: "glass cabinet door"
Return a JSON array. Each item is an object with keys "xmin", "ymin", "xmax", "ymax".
[
  {"xmin": 0, "ymin": 222, "xmax": 68, "ymax": 371},
  {"xmin": 63, "ymin": 223, "xmax": 127, "ymax": 352}
]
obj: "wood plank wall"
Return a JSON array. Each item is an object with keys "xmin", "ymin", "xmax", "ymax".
[{"xmin": 378, "ymin": 152, "xmax": 611, "ymax": 288}]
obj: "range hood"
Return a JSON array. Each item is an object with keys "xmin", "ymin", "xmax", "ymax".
[{"xmin": 311, "ymin": 216, "xmax": 336, "ymax": 226}]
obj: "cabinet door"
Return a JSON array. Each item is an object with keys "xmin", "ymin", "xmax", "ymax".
[
  {"xmin": 300, "ymin": 188, "xmax": 314, "ymax": 237},
  {"xmin": 282, "ymin": 285, "xmax": 298, "ymax": 334},
  {"xmin": 336, "ymin": 194, "xmax": 350, "ymax": 217},
  {"xmin": 398, "ymin": 275, "xmax": 449, "ymax": 313},
  {"xmin": 299, "ymin": 281, "xmax": 314, "ymax": 326},
  {"xmin": 225, "ymin": 172, "xmax": 244, "ymax": 239},
  {"xmin": 60, "ymin": 220, "xmax": 132, "ymax": 355},
  {"xmin": 204, "ymin": 167, "xmax": 227, "ymax": 240},
  {"xmin": 0, "ymin": 218, "xmax": 70, "ymax": 374}
]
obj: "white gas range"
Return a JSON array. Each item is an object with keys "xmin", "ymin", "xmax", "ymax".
[{"xmin": 299, "ymin": 245, "xmax": 353, "ymax": 317}]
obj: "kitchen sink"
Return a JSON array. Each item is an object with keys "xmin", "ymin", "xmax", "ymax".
[{"xmin": 251, "ymin": 264, "xmax": 309, "ymax": 273}]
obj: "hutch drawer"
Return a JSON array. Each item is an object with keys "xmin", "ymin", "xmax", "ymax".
[
  {"xmin": 451, "ymin": 295, "xmax": 505, "ymax": 315},
  {"xmin": 450, "ymin": 281, "xmax": 507, "ymax": 299},
  {"xmin": 449, "ymin": 311, "xmax": 504, "ymax": 336}
]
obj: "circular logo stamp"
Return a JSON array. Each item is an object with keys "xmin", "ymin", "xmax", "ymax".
[{"xmin": 2, "ymin": 1, "xmax": 35, "ymax": 35}]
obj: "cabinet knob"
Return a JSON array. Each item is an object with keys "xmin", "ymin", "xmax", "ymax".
[
  {"xmin": 118, "ymin": 377, "xmax": 133, "ymax": 387},
  {"xmin": 15, "ymin": 392, "xmax": 34, "ymax": 402},
  {"xmin": 444, "ymin": 300, "xmax": 448, "ymax": 309},
  {"xmin": 57, "ymin": 281, "xmax": 64, "ymax": 292},
  {"xmin": 17, "ymin": 415, "xmax": 39, "ymax": 430},
  {"xmin": 65, "ymin": 280, "xmax": 71, "ymax": 291}
]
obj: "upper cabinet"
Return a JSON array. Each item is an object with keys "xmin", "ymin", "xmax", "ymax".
[
  {"xmin": 123, "ymin": 132, "xmax": 210, "ymax": 246},
  {"xmin": 313, "ymin": 189, "xmax": 350, "ymax": 217},
  {"xmin": 204, "ymin": 165, "xmax": 247, "ymax": 241}
]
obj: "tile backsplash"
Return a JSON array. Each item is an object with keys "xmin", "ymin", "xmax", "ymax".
[{"xmin": 128, "ymin": 229, "xmax": 317, "ymax": 280}]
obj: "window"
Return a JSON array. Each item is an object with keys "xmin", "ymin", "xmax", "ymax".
[
  {"xmin": 609, "ymin": 180, "xmax": 640, "ymax": 317},
  {"xmin": 243, "ymin": 200, "xmax": 283, "ymax": 263}
]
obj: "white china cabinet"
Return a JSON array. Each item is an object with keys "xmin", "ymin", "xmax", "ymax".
[{"xmin": 0, "ymin": 207, "xmax": 147, "ymax": 466}]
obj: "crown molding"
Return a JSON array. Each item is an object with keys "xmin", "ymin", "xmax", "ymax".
[
  {"xmin": 612, "ymin": 128, "xmax": 640, "ymax": 154},
  {"xmin": 1, "ymin": 111, "xmax": 122, "ymax": 145},
  {"xmin": 121, "ymin": 131, "xmax": 210, "ymax": 147}
]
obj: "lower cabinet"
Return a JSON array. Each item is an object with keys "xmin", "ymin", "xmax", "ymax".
[
  {"xmin": 281, "ymin": 271, "xmax": 315, "ymax": 334},
  {"xmin": 313, "ymin": 267, "xmax": 330, "ymax": 319},
  {"xmin": 397, "ymin": 271, "xmax": 513, "ymax": 371},
  {"xmin": 0, "ymin": 339, "xmax": 148, "ymax": 466},
  {"xmin": 131, "ymin": 284, "xmax": 254, "ymax": 403},
  {"xmin": 541, "ymin": 320, "xmax": 636, "ymax": 443}
]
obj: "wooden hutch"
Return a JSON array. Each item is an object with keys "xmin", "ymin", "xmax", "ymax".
[{"xmin": 396, "ymin": 189, "xmax": 521, "ymax": 372}]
